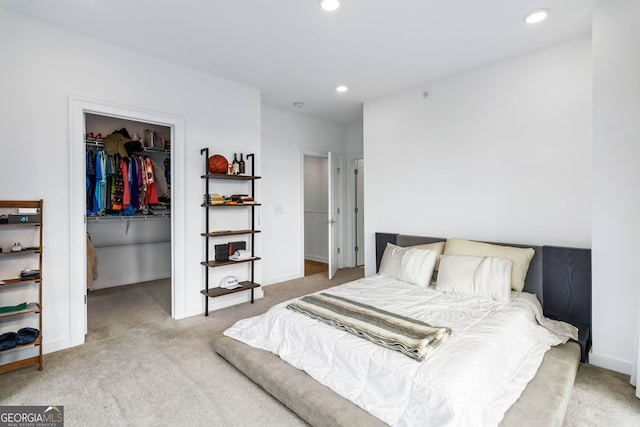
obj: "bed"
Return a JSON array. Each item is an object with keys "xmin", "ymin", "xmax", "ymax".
[{"xmin": 214, "ymin": 233, "xmax": 592, "ymax": 426}]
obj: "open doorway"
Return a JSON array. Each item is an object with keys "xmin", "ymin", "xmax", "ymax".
[
  {"xmin": 84, "ymin": 113, "xmax": 172, "ymax": 334},
  {"xmin": 69, "ymin": 97, "xmax": 186, "ymax": 347},
  {"xmin": 303, "ymin": 154, "xmax": 329, "ymax": 276}
]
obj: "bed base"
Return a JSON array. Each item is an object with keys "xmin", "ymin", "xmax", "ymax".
[
  {"xmin": 214, "ymin": 336, "xmax": 580, "ymax": 427},
  {"xmin": 215, "ymin": 233, "xmax": 589, "ymax": 426}
]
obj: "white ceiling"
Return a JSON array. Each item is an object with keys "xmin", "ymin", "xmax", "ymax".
[{"xmin": 0, "ymin": 0, "xmax": 596, "ymax": 125}]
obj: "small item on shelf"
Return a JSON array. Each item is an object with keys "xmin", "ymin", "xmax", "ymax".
[
  {"xmin": 0, "ymin": 332, "xmax": 17, "ymax": 351},
  {"xmin": 20, "ymin": 269, "xmax": 40, "ymax": 281},
  {"xmin": 228, "ymin": 241, "xmax": 246, "ymax": 256},
  {"xmin": 143, "ymin": 129, "xmax": 153, "ymax": 148},
  {"xmin": 219, "ymin": 275, "xmax": 242, "ymax": 290},
  {"xmin": 232, "ymin": 153, "xmax": 240, "ymax": 175},
  {"xmin": 209, "ymin": 194, "xmax": 225, "ymax": 205},
  {"xmin": 86, "ymin": 132, "xmax": 96, "ymax": 142},
  {"xmin": 8, "ymin": 213, "xmax": 40, "ymax": 224},
  {"xmin": 230, "ymin": 194, "xmax": 248, "ymax": 203},
  {"xmin": 215, "ymin": 244, "xmax": 230, "ymax": 261},
  {"xmin": 11, "ymin": 243, "xmax": 22, "ymax": 252},
  {"xmin": 230, "ymin": 250, "xmax": 252, "ymax": 261},
  {"xmin": 9, "ymin": 214, "xmax": 36, "ymax": 224},
  {"xmin": 15, "ymin": 327, "xmax": 39, "ymax": 345},
  {"xmin": 239, "ymin": 153, "xmax": 245, "ymax": 174},
  {"xmin": 0, "ymin": 302, "xmax": 27, "ymax": 314},
  {"xmin": 208, "ymin": 155, "xmax": 229, "ymax": 174}
]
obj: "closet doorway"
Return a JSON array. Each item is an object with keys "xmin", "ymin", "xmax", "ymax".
[
  {"xmin": 69, "ymin": 97, "xmax": 186, "ymax": 347},
  {"xmin": 85, "ymin": 114, "xmax": 172, "ymax": 326}
]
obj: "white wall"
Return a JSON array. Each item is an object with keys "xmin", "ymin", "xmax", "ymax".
[
  {"xmin": 345, "ymin": 121, "xmax": 364, "ymax": 156},
  {"xmin": 304, "ymin": 156, "xmax": 328, "ymax": 263},
  {"xmin": 591, "ymin": 0, "xmax": 640, "ymax": 374},
  {"xmin": 261, "ymin": 105, "xmax": 346, "ymax": 284},
  {"xmin": 363, "ymin": 36, "xmax": 592, "ymax": 277},
  {"xmin": 0, "ymin": 10, "xmax": 261, "ymax": 358}
]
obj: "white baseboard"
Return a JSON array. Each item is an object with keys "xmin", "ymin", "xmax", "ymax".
[
  {"xmin": 304, "ymin": 255, "xmax": 328, "ymax": 263},
  {"xmin": 43, "ymin": 337, "xmax": 74, "ymax": 354},
  {"xmin": 589, "ymin": 351, "xmax": 632, "ymax": 375},
  {"xmin": 262, "ymin": 272, "xmax": 303, "ymax": 286}
]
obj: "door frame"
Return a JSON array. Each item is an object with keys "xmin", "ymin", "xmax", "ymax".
[
  {"xmin": 345, "ymin": 153, "xmax": 363, "ymax": 267},
  {"xmin": 299, "ymin": 149, "xmax": 339, "ymax": 277},
  {"xmin": 68, "ymin": 96, "xmax": 186, "ymax": 347}
]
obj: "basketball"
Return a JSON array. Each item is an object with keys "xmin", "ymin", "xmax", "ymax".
[{"xmin": 208, "ymin": 155, "xmax": 229, "ymax": 174}]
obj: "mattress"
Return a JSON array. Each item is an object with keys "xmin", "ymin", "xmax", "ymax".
[{"xmin": 224, "ymin": 275, "xmax": 577, "ymax": 426}]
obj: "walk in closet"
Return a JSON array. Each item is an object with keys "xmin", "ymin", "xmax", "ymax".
[{"xmin": 84, "ymin": 114, "xmax": 172, "ymax": 294}]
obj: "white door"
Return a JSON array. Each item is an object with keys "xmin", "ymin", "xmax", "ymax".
[{"xmin": 328, "ymin": 152, "xmax": 341, "ymax": 279}]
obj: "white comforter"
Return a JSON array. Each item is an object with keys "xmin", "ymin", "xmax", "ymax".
[{"xmin": 224, "ymin": 275, "xmax": 577, "ymax": 427}]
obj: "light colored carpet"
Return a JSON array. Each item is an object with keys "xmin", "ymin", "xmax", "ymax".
[{"xmin": 1, "ymin": 267, "xmax": 639, "ymax": 427}]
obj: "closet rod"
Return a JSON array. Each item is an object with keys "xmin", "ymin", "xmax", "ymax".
[
  {"xmin": 86, "ymin": 214, "xmax": 170, "ymax": 222},
  {"xmin": 84, "ymin": 141, "xmax": 169, "ymax": 154}
]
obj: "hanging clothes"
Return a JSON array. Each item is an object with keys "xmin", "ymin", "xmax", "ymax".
[
  {"xmin": 86, "ymin": 149, "xmax": 96, "ymax": 214},
  {"xmin": 143, "ymin": 156, "xmax": 159, "ymax": 206},
  {"xmin": 85, "ymin": 127, "xmax": 169, "ymax": 216}
]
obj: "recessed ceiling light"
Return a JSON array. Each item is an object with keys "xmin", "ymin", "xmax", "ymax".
[
  {"xmin": 523, "ymin": 8, "xmax": 550, "ymax": 24},
  {"xmin": 319, "ymin": 0, "xmax": 340, "ymax": 12},
  {"xmin": 293, "ymin": 101, "xmax": 304, "ymax": 108},
  {"xmin": 336, "ymin": 85, "xmax": 348, "ymax": 93}
]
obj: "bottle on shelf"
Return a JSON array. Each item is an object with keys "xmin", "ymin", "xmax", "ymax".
[
  {"xmin": 232, "ymin": 153, "xmax": 240, "ymax": 175},
  {"xmin": 239, "ymin": 153, "xmax": 245, "ymax": 174}
]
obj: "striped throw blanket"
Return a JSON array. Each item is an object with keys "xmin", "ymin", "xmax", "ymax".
[{"xmin": 287, "ymin": 293, "xmax": 451, "ymax": 361}]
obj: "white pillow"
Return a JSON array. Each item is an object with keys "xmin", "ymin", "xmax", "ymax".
[
  {"xmin": 443, "ymin": 238, "xmax": 534, "ymax": 292},
  {"xmin": 435, "ymin": 254, "xmax": 513, "ymax": 302},
  {"xmin": 413, "ymin": 241, "xmax": 446, "ymax": 271},
  {"xmin": 378, "ymin": 243, "xmax": 437, "ymax": 287}
]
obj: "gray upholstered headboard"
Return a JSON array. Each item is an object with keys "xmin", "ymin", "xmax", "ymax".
[
  {"xmin": 375, "ymin": 232, "xmax": 592, "ymax": 360},
  {"xmin": 376, "ymin": 233, "xmax": 543, "ymax": 302}
]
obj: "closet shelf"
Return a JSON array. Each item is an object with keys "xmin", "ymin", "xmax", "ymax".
[
  {"xmin": 85, "ymin": 140, "xmax": 170, "ymax": 154},
  {"xmin": 86, "ymin": 214, "xmax": 170, "ymax": 222}
]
